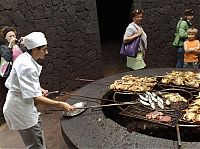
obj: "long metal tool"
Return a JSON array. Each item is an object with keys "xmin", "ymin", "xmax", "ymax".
[
  {"xmin": 74, "ymin": 78, "xmax": 112, "ymax": 86},
  {"xmin": 48, "ymin": 91, "xmax": 59, "ymax": 95},
  {"xmin": 75, "ymin": 78, "xmax": 111, "ymax": 83},
  {"xmin": 75, "ymin": 101, "xmax": 139, "ymax": 109},
  {"xmin": 61, "ymin": 92, "xmax": 124, "ymax": 103},
  {"xmin": 44, "ymin": 101, "xmax": 139, "ymax": 113}
]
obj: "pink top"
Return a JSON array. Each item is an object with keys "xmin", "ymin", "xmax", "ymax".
[{"xmin": 12, "ymin": 45, "xmax": 23, "ymax": 61}]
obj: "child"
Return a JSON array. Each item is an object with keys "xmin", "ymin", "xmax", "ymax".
[{"xmin": 183, "ymin": 27, "xmax": 200, "ymax": 69}]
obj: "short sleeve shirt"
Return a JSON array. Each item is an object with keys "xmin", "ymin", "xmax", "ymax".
[
  {"xmin": 3, "ymin": 52, "xmax": 42, "ymax": 130},
  {"xmin": 184, "ymin": 40, "xmax": 200, "ymax": 62}
]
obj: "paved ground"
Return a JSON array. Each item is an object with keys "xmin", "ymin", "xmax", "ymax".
[{"xmin": 0, "ymin": 95, "xmax": 71, "ymax": 149}]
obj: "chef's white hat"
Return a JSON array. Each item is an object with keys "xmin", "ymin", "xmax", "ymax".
[{"xmin": 24, "ymin": 32, "xmax": 47, "ymax": 50}]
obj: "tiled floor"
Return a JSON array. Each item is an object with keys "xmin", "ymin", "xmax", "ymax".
[{"xmin": 0, "ymin": 40, "xmax": 129, "ymax": 149}]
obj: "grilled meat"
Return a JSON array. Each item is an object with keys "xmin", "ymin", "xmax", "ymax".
[
  {"xmin": 110, "ymin": 75, "xmax": 157, "ymax": 92},
  {"xmin": 161, "ymin": 71, "xmax": 200, "ymax": 88},
  {"xmin": 157, "ymin": 115, "xmax": 172, "ymax": 123},
  {"xmin": 146, "ymin": 111, "xmax": 163, "ymax": 119}
]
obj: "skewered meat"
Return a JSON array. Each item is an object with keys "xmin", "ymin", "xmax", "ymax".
[
  {"xmin": 157, "ymin": 115, "xmax": 172, "ymax": 123},
  {"xmin": 146, "ymin": 111, "xmax": 171, "ymax": 123},
  {"xmin": 146, "ymin": 111, "xmax": 163, "ymax": 119}
]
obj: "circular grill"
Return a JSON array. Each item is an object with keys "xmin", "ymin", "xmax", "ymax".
[{"xmin": 101, "ymin": 87, "xmax": 200, "ymax": 141}]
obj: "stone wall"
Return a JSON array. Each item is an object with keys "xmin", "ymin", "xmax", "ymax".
[
  {"xmin": 141, "ymin": 0, "xmax": 200, "ymax": 68},
  {"xmin": 0, "ymin": 0, "xmax": 103, "ymax": 91},
  {"xmin": 0, "ymin": 0, "xmax": 103, "ymax": 117}
]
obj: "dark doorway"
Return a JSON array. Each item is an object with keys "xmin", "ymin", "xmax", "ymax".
[
  {"xmin": 96, "ymin": 1, "xmax": 133, "ymax": 76},
  {"xmin": 96, "ymin": 0, "xmax": 133, "ymax": 41}
]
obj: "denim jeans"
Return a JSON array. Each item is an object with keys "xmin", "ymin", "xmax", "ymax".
[{"xmin": 176, "ymin": 47, "xmax": 184, "ymax": 68}]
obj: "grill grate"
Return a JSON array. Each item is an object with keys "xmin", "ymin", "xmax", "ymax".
[
  {"xmin": 119, "ymin": 104, "xmax": 181, "ymax": 127},
  {"xmin": 157, "ymin": 83, "xmax": 200, "ymax": 92}
]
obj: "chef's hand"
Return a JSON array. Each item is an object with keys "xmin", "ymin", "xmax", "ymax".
[
  {"xmin": 60, "ymin": 102, "xmax": 75, "ymax": 111},
  {"xmin": 41, "ymin": 88, "xmax": 49, "ymax": 97}
]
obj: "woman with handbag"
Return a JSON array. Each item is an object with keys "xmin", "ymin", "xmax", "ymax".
[
  {"xmin": 172, "ymin": 9, "xmax": 194, "ymax": 68},
  {"xmin": 123, "ymin": 9, "xmax": 147, "ymax": 70}
]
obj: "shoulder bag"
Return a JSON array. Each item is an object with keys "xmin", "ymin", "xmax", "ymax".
[
  {"xmin": 120, "ymin": 24, "xmax": 141, "ymax": 57},
  {"xmin": 120, "ymin": 36, "xmax": 141, "ymax": 57}
]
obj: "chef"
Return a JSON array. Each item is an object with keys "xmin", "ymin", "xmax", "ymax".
[{"xmin": 3, "ymin": 32, "xmax": 74, "ymax": 149}]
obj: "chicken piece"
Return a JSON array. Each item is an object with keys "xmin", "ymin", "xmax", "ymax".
[
  {"xmin": 110, "ymin": 84, "xmax": 116, "ymax": 90},
  {"xmin": 195, "ymin": 114, "xmax": 200, "ymax": 122},
  {"xmin": 145, "ymin": 82, "xmax": 157, "ymax": 87},
  {"xmin": 185, "ymin": 80, "xmax": 199, "ymax": 88},
  {"xmin": 162, "ymin": 93, "xmax": 187, "ymax": 103},
  {"xmin": 192, "ymin": 99, "xmax": 200, "ymax": 105},
  {"xmin": 172, "ymin": 77, "xmax": 184, "ymax": 86},
  {"xmin": 188, "ymin": 105, "xmax": 199, "ymax": 110},
  {"xmin": 183, "ymin": 112, "xmax": 196, "ymax": 121},
  {"xmin": 161, "ymin": 78, "xmax": 171, "ymax": 84},
  {"xmin": 195, "ymin": 73, "xmax": 200, "ymax": 79},
  {"xmin": 195, "ymin": 92, "xmax": 200, "ymax": 99}
]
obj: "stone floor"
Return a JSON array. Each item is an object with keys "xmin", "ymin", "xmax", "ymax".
[
  {"xmin": 0, "ymin": 94, "xmax": 72, "ymax": 149},
  {"xmin": 0, "ymin": 40, "xmax": 129, "ymax": 149}
]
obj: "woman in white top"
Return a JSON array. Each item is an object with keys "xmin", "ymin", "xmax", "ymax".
[{"xmin": 123, "ymin": 9, "xmax": 147, "ymax": 70}]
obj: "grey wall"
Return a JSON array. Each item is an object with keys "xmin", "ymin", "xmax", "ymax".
[
  {"xmin": 0, "ymin": 0, "xmax": 103, "ymax": 117},
  {"xmin": 0, "ymin": 0, "xmax": 103, "ymax": 91}
]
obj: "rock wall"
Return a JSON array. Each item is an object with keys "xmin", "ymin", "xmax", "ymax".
[
  {"xmin": 0, "ymin": 0, "xmax": 103, "ymax": 91},
  {"xmin": 0, "ymin": 0, "xmax": 103, "ymax": 117}
]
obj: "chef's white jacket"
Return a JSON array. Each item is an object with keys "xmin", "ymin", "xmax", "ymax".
[{"xmin": 3, "ymin": 52, "xmax": 42, "ymax": 130}]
